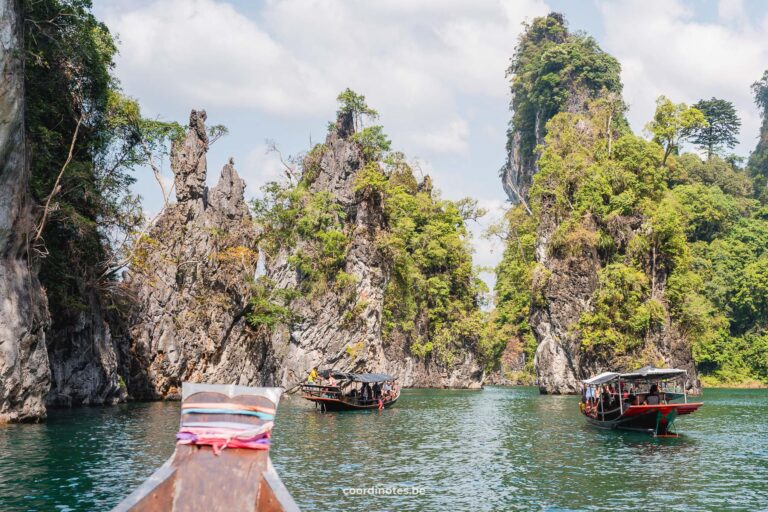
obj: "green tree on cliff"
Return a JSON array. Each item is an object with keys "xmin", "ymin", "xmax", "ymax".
[
  {"xmin": 646, "ymin": 96, "xmax": 707, "ymax": 166},
  {"xmin": 691, "ymin": 98, "xmax": 741, "ymax": 160},
  {"xmin": 24, "ymin": 0, "xmax": 182, "ymax": 319},
  {"xmin": 254, "ymin": 90, "xmax": 490, "ymax": 367},
  {"xmin": 748, "ymin": 70, "xmax": 768, "ymax": 194},
  {"xmin": 506, "ymin": 12, "xmax": 623, "ymax": 171}
]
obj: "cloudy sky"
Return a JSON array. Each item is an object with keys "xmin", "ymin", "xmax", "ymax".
[{"xmin": 94, "ymin": 0, "xmax": 768, "ymax": 288}]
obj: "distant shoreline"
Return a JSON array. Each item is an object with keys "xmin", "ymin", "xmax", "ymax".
[{"xmin": 700, "ymin": 378, "xmax": 768, "ymax": 389}]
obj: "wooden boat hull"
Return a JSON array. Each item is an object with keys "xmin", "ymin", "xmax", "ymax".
[
  {"xmin": 113, "ymin": 445, "xmax": 297, "ymax": 512},
  {"xmin": 302, "ymin": 394, "xmax": 399, "ymax": 412},
  {"xmin": 584, "ymin": 402, "xmax": 703, "ymax": 436},
  {"xmin": 112, "ymin": 384, "xmax": 299, "ymax": 512}
]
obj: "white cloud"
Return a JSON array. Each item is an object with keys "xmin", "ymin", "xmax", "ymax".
[
  {"xmin": 408, "ymin": 118, "xmax": 470, "ymax": 154},
  {"xmin": 104, "ymin": 0, "xmax": 335, "ymax": 116},
  {"xmin": 599, "ymin": 0, "xmax": 768, "ymax": 155},
  {"xmin": 101, "ymin": 0, "xmax": 548, "ymax": 155}
]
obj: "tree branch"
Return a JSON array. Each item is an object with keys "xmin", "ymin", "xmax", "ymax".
[
  {"xmin": 266, "ymin": 140, "xmax": 297, "ymax": 185},
  {"xmin": 33, "ymin": 114, "xmax": 83, "ymax": 243},
  {"xmin": 140, "ymin": 138, "xmax": 169, "ymax": 208}
]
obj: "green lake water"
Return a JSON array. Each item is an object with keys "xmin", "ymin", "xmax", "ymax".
[{"xmin": 0, "ymin": 387, "xmax": 766, "ymax": 511}]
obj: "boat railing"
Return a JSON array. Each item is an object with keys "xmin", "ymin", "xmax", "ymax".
[{"xmin": 301, "ymin": 384, "xmax": 342, "ymax": 398}]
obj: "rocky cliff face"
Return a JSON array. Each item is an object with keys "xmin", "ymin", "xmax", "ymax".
[
  {"xmin": 530, "ymin": 122, "xmax": 697, "ymax": 394},
  {"xmin": 0, "ymin": 0, "xmax": 51, "ymax": 422},
  {"xmin": 269, "ymin": 113, "xmax": 483, "ymax": 389},
  {"xmin": 126, "ymin": 110, "xmax": 275, "ymax": 399},
  {"xmin": 531, "ymin": 213, "xmax": 699, "ymax": 394},
  {"xmin": 500, "ymin": 13, "xmax": 698, "ymax": 394},
  {"xmin": 501, "ymin": 89, "xmax": 588, "ymax": 205},
  {"xmin": 45, "ymin": 292, "xmax": 127, "ymax": 406}
]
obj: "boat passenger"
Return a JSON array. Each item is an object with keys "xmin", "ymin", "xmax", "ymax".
[
  {"xmin": 598, "ymin": 387, "xmax": 609, "ymax": 412},
  {"xmin": 361, "ymin": 383, "xmax": 372, "ymax": 402},
  {"xmin": 585, "ymin": 386, "xmax": 595, "ymax": 405},
  {"xmin": 627, "ymin": 386, "xmax": 636, "ymax": 406},
  {"xmin": 382, "ymin": 381, "xmax": 392, "ymax": 399},
  {"xmin": 307, "ymin": 367, "xmax": 318, "ymax": 384},
  {"xmin": 372, "ymin": 382, "xmax": 382, "ymax": 399},
  {"xmin": 644, "ymin": 384, "xmax": 660, "ymax": 405},
  {"xmin": 327, "ymin": 374, "xmax": 337, "ymax": 387}
]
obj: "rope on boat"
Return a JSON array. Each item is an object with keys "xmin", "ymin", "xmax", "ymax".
[{"xmin": 176, "ymin": 403, "xmax": 276, "ymax": 455}]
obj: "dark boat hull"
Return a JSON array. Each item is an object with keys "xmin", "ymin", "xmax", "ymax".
[
  {"xmin": 303, "ymin": 394, "xmax": 399, "ymax": 412},
  {"xmin": 584, "ymin": 403, "xmax": 703, "ymax": 436}
]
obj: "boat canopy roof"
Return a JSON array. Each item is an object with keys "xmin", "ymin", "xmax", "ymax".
[
  {"xmin": 582, "ymin": 372, "xmax": 621, "ymax": 385},
  {"xmin": 583, "ymin": 366, "xmax": 687, "ymax": 385},
  {"xmin": 318, "ymin": 370, "xmax": 395, "ymax": 383},
  {"xmin": 619, "ymin": 366, "xmax": 687, "ymax": 381}
]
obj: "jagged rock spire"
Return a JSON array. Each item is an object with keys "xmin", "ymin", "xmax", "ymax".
[
  {"xmin": 126, "ymin": 110, "xmax": 270, "ymax": 399},
  {"xmin": 172, "ymin": 109, "xmax": 209, "ymax": 202},
  {"xmin": 209, "ymin": 158, "xmax": 248, "ymax": 218}
]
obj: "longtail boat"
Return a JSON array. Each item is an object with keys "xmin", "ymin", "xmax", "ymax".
[
  {"xmin": 300, "ymin": 371, "xmax": 400, "ymax": 412},
  {"xmin": 580, "ymin": 366, "xmax": 703, "ymax": 437},
  {"xmin": 112, "ymin": 383, "xmax": 299, "ymax": 512}
]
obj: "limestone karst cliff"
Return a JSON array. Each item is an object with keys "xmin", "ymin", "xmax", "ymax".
[
  {"xmin": 262, "ymin": 105, "xmax": 484, "ymax": 389},
  {"xmin": 0, "ymin": 0, "xmax": 51, "ymax": 422},
  {"xmin": 126, "ymin": 110, "xmax": 276, "ymax": 399},
  {"xmin": 496, "ymin": 13, "xmax": 699, "ymax": 394},
  {"xmin": 500, "ymin": 12, "xmax": 622, "ymax": 207},
  {"xmin": 44, "ymin": 294, "xmax": 127, "ymax": 406}
]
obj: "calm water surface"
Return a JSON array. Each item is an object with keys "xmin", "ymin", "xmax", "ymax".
[{"xmin": 0, "ymin": 387, "xmax": 765, "ymax": 511}]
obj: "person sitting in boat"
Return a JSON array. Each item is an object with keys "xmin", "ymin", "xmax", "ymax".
[
  {"xmin": 608, "ymin": 385, "xmax": 619, "ymax": 410},
  {"xmin": 644, "ymin": 384, "xmax": 661, "ymax": 405},
  {"xmin": 585, "ymin": 386, "xmax": 595, "ymax": 407},
  {"xmin": 625, "ymin": 386, "xmax": 636, "ymax": 407},
  {"xmin": 361, "ymin": 382, "xmax": 372, "ymax": 402},
  {"xmin": 323, "ymin": 373, "xmax": 338, "ymax": 398},
  {"xmin": 307, "ymin": 367, "xmax": 318, "ymax": 384},
  {"xmin": 598, "ymin": 386, "xmax": 609, "ymax": 412},
  {"xmin": 390, "ymin": 381, "xmax": 397, "ymax": 399},
  {"xmin": 382, "ymin": 381, "xmax": 392, "ymax": 400}
]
